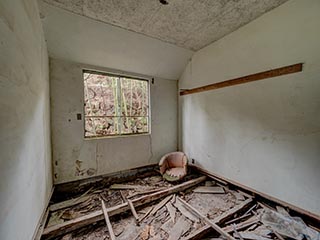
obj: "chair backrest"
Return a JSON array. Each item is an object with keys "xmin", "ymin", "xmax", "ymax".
[{"xmin": 159, "ymin": 152, "xmax": 187, "ymax": 174}]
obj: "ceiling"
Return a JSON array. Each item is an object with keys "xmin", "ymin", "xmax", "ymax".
[{"xmin": 42, "ymin": 0, "xmax": 288, "ymax": 51}]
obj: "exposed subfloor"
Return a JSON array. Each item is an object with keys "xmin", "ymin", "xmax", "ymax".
[{"xmin": 41, "ymin": 171, "xmax": 320, "ymax": 240}]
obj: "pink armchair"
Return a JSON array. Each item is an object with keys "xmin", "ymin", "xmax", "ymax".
[{"xmin": 159, "ymin": 152, "xmax": 188, "ymax": 181}]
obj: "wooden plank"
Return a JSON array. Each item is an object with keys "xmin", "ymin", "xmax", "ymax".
[
  {"xmin": 180, "ymin": 63, "xmax": 303, "ymax": 96},
  {"xmin": 42, "ymin": 176, "xmax": 206, "ymax": 239},
  {"xmin": 150, "ymin": 195, "xmax": 172, "ymax": 216},
  {"xmin": 138, "ymin": 206, "xmax": 154, "ymax": 223},
  {"xmin": 127, "ymin": 187, "xmax": 167, "ymax": 198},
  {"xmin": 177, "ymin": 197, "xmax": 235, "ymax": 240},
  {"xmin": 213, "ymin": 198, "xmax": 253, "ymax": 225},
  {"xmin": 110, "ymin": 184, "xmax": 143, "ymax": 190},
  {"xmin": 193, "ymin": 186, "xmax": 225, "ymax": 194},
  {"xmin": 101, "ymin": 200, "xmax": 116, "ymax": 240},
  {"xmin": 127, "ymin": 199, "xmax": 140, "ymax": 225}
]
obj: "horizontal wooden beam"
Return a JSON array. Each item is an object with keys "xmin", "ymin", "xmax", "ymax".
[{"xmin": 180, "ymin": 63, "xmax": 303, "ymax": 96}]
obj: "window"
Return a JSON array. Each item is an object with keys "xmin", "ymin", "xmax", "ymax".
[{"xmin": 83, "ymin": 70, "xmax": 149, "ymax": 138}]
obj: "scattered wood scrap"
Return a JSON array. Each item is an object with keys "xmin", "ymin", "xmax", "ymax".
[
  {"xmin": 42, "ymin": 176, "xmax": 206, "ymax": 239},
  {"xmin": 193, "ymin": 186, "xmax": 225, "ymax": 194},
  {"xmin": 43, "ymin": 172, "xmax": 320, "ymax": 240}
]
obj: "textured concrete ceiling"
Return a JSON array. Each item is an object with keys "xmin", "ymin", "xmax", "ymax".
[{"xmin": 42, "ymin": 0, "xmax": 288, "ymax": 51}]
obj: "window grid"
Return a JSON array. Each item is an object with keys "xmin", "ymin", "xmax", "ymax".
[{"xmin": 83, "ymin": 70, "xmax": 150, "ymax": 138}]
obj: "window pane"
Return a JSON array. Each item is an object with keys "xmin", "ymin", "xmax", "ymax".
[
  {"xmin": 84, "ymin": 72, "xmax": 118, "ymax": 117},
  {"xmin": 83, "ymin": 70, "xmax": 150, "ymax": 138},
  {"xmin": 120, "ymin": 78, "xmax": 149, "ymax": 117},
  {"xmin": 120, "ymin": 117, "xmax": 149, "ymax": 134},
  {"xmin": 85, "ymin": 117, "xmax": 119, "ymax": 137}
]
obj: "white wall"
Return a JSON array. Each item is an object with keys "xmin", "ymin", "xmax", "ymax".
[
  {"xmin": 39, "ymin": 2, "xmax": 193, "ymax": 81},
  {"xmin": 50, "ymin": 58, "xmax": 178, "ymax": 184},
  {"xmin": 180, "ymin": 0, "xmax": 320, "ymax": 215},
  {"xmin": 0, "ymin": 0, "xmax": 52, "ymax": 239}
]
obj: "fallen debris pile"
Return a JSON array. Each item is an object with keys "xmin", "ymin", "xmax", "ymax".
[{"xmin": 39, "ymin": 173, "xmax": 320, "ymax": 240}]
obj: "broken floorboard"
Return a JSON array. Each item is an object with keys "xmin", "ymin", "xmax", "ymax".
[{"xmin": 42, "ymin": 176, "xmax": 206, "ymax": 239}]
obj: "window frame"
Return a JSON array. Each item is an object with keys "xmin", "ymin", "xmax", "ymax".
[{"xmin": 82, "ymin": 69, "xmax": 151, "ymax": 139}]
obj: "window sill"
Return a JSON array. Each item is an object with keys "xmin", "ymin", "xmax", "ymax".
[{"xmin": 84, "ymin": 133, "xmax": 151, "ymax": 140}]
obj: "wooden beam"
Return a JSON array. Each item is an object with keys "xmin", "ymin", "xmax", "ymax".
[
  {"xmin": 101, "ymin": 200, "xmax": 116, "ymax": 240},
  {"xmin": 180, "ymin": 63, "xmax": 303, "ymax": 96},
  {"xmin": 176, "ymin": 197, "xmax": 236, "ymax": 240},
  {"xmin": 127, "ymin": 199, "xmax": 140, "ymax": 225},
  {"xmin": 42, "ymin": 176, "xmax": 206, "ymax": 239}
]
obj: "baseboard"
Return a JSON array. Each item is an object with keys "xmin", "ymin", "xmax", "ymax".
[{"xmin": 32, "ymin": 186, "xmax": 55, "ymax": 240}]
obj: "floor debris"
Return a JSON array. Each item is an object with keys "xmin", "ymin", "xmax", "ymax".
[{"xmin": 41, "ymin": 172, "xmax": 320, "ymax": 240}]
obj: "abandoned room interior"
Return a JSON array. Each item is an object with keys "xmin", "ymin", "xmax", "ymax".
[{"xmin": 1, "ymin": 0, "xmax": 320, "ymax": 239}]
